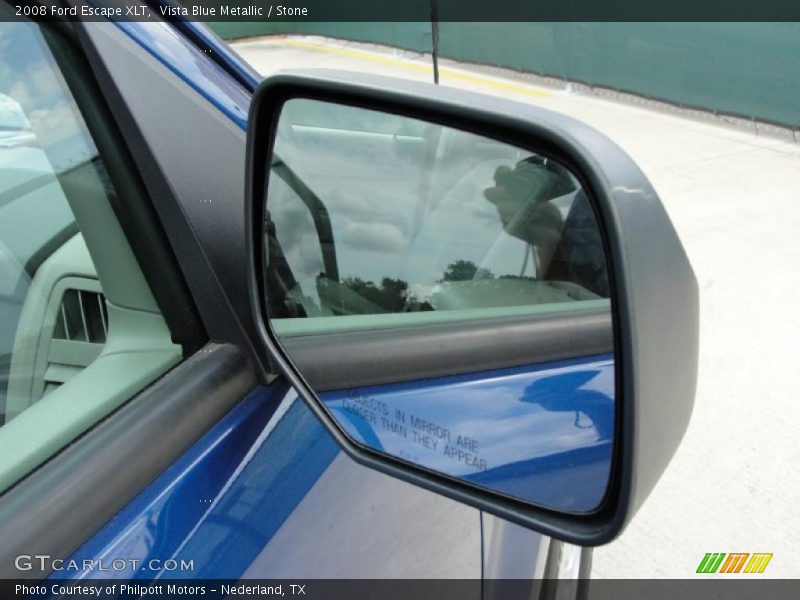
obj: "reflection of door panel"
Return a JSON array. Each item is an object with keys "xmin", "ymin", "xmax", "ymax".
[{"xmin": 321, "ymin": 355, "xmax": 614, "ymax": 513}]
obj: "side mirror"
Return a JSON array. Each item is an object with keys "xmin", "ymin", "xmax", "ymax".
[{"xmin": 246, "ymin": 70, "xmax": 698, "ymax": 545}]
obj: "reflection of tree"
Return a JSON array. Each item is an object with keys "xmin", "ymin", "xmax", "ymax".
[
  {"xmin": 438, "ymin": 260, "xmax": 495, "ymax": 282},
  {"xmin": 340, "ymin": 259, "xmax": 511, "ymax": 314},
  {"xmin": 499, "ymin": 274, "xmax": 534, "ymax": 281},
  {"xmin": 342, "ymin": 276, "xmax": 432, "ymax": 312}
]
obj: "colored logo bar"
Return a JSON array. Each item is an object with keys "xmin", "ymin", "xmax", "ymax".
[{"xmin": 696, "ymin": 553, "xmax": 773, "ymax": 574}]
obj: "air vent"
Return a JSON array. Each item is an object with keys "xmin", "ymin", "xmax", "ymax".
[
  {"xmin": 43, "ymin": 289, "xmax": 107, "ymax": 395},
  {"xmin": 51, "ymin": 289, "xmax": 108, "ymax": 344}
]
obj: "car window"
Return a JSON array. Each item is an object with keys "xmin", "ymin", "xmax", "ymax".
[
  {"xmin": 266, "ymin": 99, "xmax": 610, "ymax": 336},
  {"xmin": 0, "ymin": 16, "xmax": 181, "ymax": 491}
]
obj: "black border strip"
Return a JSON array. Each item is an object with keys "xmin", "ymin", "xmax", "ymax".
[
  {"xmin": 3, "ymin": 579, "xmax": 798, "ymax": 600},
  {"xmin": 8, "ymin": 0, "xmax": 800, "ymax": 22}
]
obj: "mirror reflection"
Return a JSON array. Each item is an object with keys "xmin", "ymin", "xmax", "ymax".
[{"xmin": 263, "ymin": 99, "xmax": 614, "ymax": 512}]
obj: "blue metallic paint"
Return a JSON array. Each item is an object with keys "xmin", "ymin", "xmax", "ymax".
[
  {"xmin": 56, "ymin": 384, "xmax": 339, "ymax": 579},
  {"xmin": 169, "ymin": 18, "xmax": 262, "ymax": 92},
  {"xmin": 322, "ymin": 356, "xmax": 614, "ymax": 513},
  {"xmin": 113, "ymin": 18, "xmax": 251, "ymax": 129}
]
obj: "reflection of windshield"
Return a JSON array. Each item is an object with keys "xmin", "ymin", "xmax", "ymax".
[{"xmin": 266, "ymin": 100, "xmax": 609, "ymax": 320}]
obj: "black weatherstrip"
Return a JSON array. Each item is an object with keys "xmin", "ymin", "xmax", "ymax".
[
  {"xmin": 282, "ymin": 308, "xmax": 612, "ymax": 391},
  {"xmin": 0, "ymin": 344, "xmax": 256, "ymax": 580}
]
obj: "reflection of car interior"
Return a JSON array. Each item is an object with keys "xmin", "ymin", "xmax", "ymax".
[
  {"xmin": 0, "ymin": 151, "xmax": 180, "ymax": 492},
  {"xmin": 0, "ymin": 165, "xmax": 83, "ymax": 423},
  {"xmin": 3, "ymin": 231, "xmax": 102, "ymax": 421},
  {"xmin": 0, "ymin": 14, "xmax": 190, "ymax": 493},
  {"xmin": 408, "ymin": 156, "xmax": 601, "ymax": 311},
  {"xmin": 266, "ymin": 126, "xmax": 609, "ymax": 320}
]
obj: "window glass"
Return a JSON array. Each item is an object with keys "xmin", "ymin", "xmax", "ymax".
[
  {"xmin": 0, "ymin": 14, "xmax": 180, "ymax": 491},
  {"xmin": 266, "ymin": 99, "xmax": 610, "ymax": 335},
  {"xmin": 0, "ymin": 18, "xmax": 96, "ymax": 423}
]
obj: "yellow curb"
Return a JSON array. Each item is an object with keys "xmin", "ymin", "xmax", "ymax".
[{"xmin": 277, "ymin": 38, "xmax": 551, "ymax": 100}]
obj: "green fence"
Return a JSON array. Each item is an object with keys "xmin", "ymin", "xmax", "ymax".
[{"xmin": 211, "ymin": 22, "xmax": 800, "ymax": 128}]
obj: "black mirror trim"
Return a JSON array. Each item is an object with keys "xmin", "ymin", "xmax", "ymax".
[{"xmin": 245, "ymin": 70, "xmax": 698, "ymax": 545}]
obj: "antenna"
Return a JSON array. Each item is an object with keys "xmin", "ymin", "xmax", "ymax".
[{"xmin": 430, "ymin": 0, "xmax": 440, "ymax": 84}]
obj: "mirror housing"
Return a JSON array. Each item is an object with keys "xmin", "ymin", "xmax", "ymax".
[{"xmin": 246, "ymin": 70, "xmax": 698, "ymax": 545}]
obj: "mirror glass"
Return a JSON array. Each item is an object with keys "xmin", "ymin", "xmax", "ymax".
[{"xmin": 261, "ymin": 98, "xmax": 615, "ymax": 513}]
